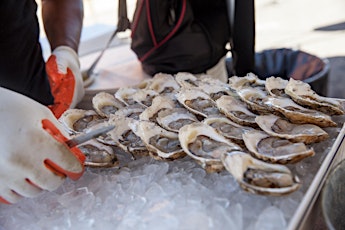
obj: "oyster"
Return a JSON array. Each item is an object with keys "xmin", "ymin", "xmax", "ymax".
[
  {"xmin": 255, "ymin": 114, "xmax": 329, "ymax": 144},
  {"xmin": 236, "ymin": 87, "xmax": 271, "ymax": 114},
  {"xmin": 263, "ymin": 97, "xmax": 337, "ymax": 127},
  {"xmin": 78, "ymin": 139, "xmax": 119, "ymax": 168},
  {"xmin": 243, "ymin": 129, "xmax": 315, "ymax": 164},
  {"xmin": 148, "ymin": 73, "xmax": 181, "ymax": 95},
  {"xmin": 203, "ymin": 116, "xmax": 252, "ymax": 147},
  {"xmin": 216, "ymin": 95, "xmax": 258, "ymax": 127},
  {"xmin": 285, "ymin": 78, "xmax": 345, "ymax": 115},
  {"xmin": 198, "ymin": 79, "xmax": 236, "ymax": 101},
  {"xmin": 130, "ymin": 120, "xmax": 185, "ymax": 160},
  {"xmin": 228, "ymin": 73, "xmax": 265, "ymax": 91},
  {"xmin": 108, "ymin": 115, "xmax": 148, "ymax": 157},
  {"xmin": 221, "ymin": 151, "xmax": 301, "ymax": 196},
  {"xmin": 139, "ymin": 95, "xmax": 177, "ymax": 122},
  {"xmin": 59, "ymin": 109, "xmax": 105, "ymax": 134},
  {"xmin": 156, "ymin": 107, "xmax": 198, "ymax": 132},
  {"xmin": 179, "ymin": 122, "xmax": 242, "ymax": 173},
  {"xmin": 175, "ymin": 72, "xmax": 201, "ymax": 88},
  {"xmin": 265, "ymin": 76, "xmax": 289, "ymax": 97},
  {"xmin": 92, "ymin": 92, "xmax": 125, "ymax": 117},
  {"xmin": 114, "ymin": 104, "xmax": 145, "ymax": 121},
  {"xmin": 176, "ymin": 87, "xmax": 221, "ymax": 118},
  {"xmin": 131, "ymin": 89, "xmax": 159, "ymax": 107},
  {"xmin": 114, "ymin": 87, "xmax": 138, "ymax": 106}
]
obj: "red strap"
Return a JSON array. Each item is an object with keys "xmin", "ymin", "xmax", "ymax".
[
  {"xmin": 41, "ymin": 119, "xmax": 85, "ymax": 180},
  {"xmin": 46, "ymin": 55, "xmax": 75, "ymax": 118},
  {"xmin": 0, "ymin": 197, "xmax": 11, "ymax": 205}
]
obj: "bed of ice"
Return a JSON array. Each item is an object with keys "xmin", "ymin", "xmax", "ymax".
[{"xmin": 1, "ymin": 116, "xmax": 344, "ymax": 230}]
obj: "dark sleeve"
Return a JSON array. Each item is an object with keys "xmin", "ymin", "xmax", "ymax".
[
  {"xmin": 0, "ymin": 0, "xmax": 54, "ymax": 105},
  {"xmin": 231, "ymin": 0, "xmax": 255, "ymax": 76}
]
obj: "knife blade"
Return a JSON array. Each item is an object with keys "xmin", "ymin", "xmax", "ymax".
[{"xmin": 65, "ymin": 125, "xmax": 115, "ymax": 148}]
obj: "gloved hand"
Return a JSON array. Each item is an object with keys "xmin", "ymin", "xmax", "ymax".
[
  {"xmin": 0, "ymin": 87, "xmax": 85, "ymax": 204},
  {"xmin": 46, "ymin": 46, "xmax": 85, "ymax": 118}
]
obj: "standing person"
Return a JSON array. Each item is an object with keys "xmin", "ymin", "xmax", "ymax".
[{"xmin": 0, "ymin": 0, "xmax": 86, "ymax": 204}]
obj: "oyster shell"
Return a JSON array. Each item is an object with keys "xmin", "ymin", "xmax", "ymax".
[
  {"xmin": 203, "ymin": 116, "xmax": 252, "ymax": 147},
  {"xmin": 236, "ymin": 87, "xmax": 271, "ymax": 114},
  {"xmin": 176, "ymin": 87, "xmax": 221, "ymax": 118},
  {"xmin": 285, "ymin": 78, "xmax": 345, "ymax": 115},
  {"xmin": 114, "ymin": 104, "xmax": 145, "ymax": 121},
  {"xmin": 114, "ymin": 87, "xmax": 138, "ymax": 106},
  {"xmin": 228, "ymin": 73, "xmax": 265, "ymax": 91},
  {"xmin": 148, "ymin": 73, "xmax": 181, "ymax": 94},
  {"xmin": 92, "ymin": 92, "xmax": 125, "ymax": 117},
  {"xmin": 265, "ymin": 76, "xmax": 289, "ymax": 97},
  {"xmin": 175, "ymin": 72, "xmax": 201, "ymax": 88},
  {"xmin": 59, "ymin": 109, "xmax": 105, "ymax": 134},
  {"xmin": 255, "ymin": 114, "xmax": 329, "ymax": 144},
  {"xmin": 131, "ymin": 89, "xmax": 159, "ymax": 107},
  {"xmin": 263, "ymin": 97, "xmax": 337, "ymax": 127},
  {"xmin": 156, "ymin": 107, "xmax": 198, "ymax": 132},
  {"xmin": 78, "ymin": 139, "xmax": 119, "ymax": 168},
  {"xmin": 139, "ymin": 95, "xmax": 177, "ymax": 122},
  {"xmin": 179, "ymin": 122, "xmax": 242, "ymax": 173},
  {"xmin": 130, "ymin": 120, "xmax": 185, "ymax": 160},
  {"xmin": 216, "ymin": 95, "xmax": 258, "ymax": 127},
  {"xmin": 108, "ymin": 115, "xmax": 148, "ymax": 157},
  {"xmin": 221, "ymin": 151, "xmax": 301, "ymax": 196},
  {"xmin": 243, "ymin": 129, "xmax": 315, "ymax": 164}
]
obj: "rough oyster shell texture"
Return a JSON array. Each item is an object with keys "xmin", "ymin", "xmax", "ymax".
[{"xmin": 59, "ymin": 72, "xmax": 343, "ymax": 196}]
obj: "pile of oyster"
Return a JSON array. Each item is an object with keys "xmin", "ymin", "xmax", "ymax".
[{"xmin": 59, "ymin": 72, "xmax": 345, "ymax": 196}]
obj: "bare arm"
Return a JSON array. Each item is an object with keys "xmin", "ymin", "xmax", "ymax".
[{"xmin": 41, "ymin": 0, "xmax": 83, "ymax": 53}]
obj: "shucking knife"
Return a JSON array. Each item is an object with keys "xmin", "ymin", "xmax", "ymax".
[{"xmin": 65, "ymin": 125, "xmax": 115, "ymax": 148}]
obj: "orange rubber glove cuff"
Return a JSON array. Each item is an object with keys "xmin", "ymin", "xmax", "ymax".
[
  {"xmin": 41, "ymin": 119, "xmax": 85, "ymax": 180},
  {"xmin": 46, "ymin": 55, "xmax": 75, "ymax": 118}
]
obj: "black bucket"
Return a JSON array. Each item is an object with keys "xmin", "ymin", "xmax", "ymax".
[{"xmin": 226, "ymin": 48, "xmax": 330, "ymax": 96}]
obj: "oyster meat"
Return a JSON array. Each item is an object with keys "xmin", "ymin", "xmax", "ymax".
[
  {"xmin": 236, "ymin": 87, "xmax": 271, "ymax": 114},
  {"xmin": 243, "ymin": 129, "xmax": 315, "ymax": 164},
  {"xmin": 255, "ymin": 114, "xmax": 329, "ymax": 144},
  {"xmin": 156, "ymin": 107, "xmax": 199, "ymax": 132}
]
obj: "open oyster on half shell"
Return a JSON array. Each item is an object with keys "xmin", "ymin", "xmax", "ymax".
[
  {"xmin": 216, "ymin": 95, "xmax": 258, "ymax": 128},
  {"xmin": 221, "ymin": 151, "xmax": 301, "ymax": 196},
  {"xmin": 236, "ymin": 87, "xmax": 272, "ymax": 115},
  {"xmin": 285, "ymin": 78, "xmax": 345, "ymax": 115},
  {"xmin": 255, "ymin": 114, "xmax": 329, "ymax": 144},
  {"xmin": 263, "ymin": 96, "xmax": 337, "ymax": 127},
  {"xmin": 59, "ymin": 109, "xmax": 106, "ymax": 134},
  {"xmin": 203, "ymin": 116, "xmax": 253, "ymax": 147},
  {"xmin": 78, "ymin": 139, "xmax": 119, "ymax": 168},
  {"xmin": 176, "ymin": 87, "xmax": 221, "ymax": 118},
  {"xmin": 265, "ymin": 76, "xmax": 289, "ymax": 97},
  {"xmin": 92, "ymin": 92, "xmax": 125, "ymax": 118},
  {"xmin": 130, "ymin": 120, "xmax": 186, "ymax": 160},
  {"xmin": 228, "ymin": 73, "xmax": 266, "ymax": 91},
  {"xmin": 179, "ymin": 122, "xmax": 242, "ymax": 173},
  {"xmin": 108, "ymin": 114, "xmax": 148, "ymax": 157},
  {"xmin": 243, "ymin": 129, "xmax": 315, "ymax": 164}
]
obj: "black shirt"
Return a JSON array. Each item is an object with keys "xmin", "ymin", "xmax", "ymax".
[{"xmin": 0, "ymin": 0, "xmax": 54, "ymax": 105}]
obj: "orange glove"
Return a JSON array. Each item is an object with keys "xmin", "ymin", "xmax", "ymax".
[
  {"xmin": 46, "ymin": 46, "xmax": 85, "ymax": 118},
  {"xmin": 0, "ymin": 87, "xmax": 85, "ymax": 204}
]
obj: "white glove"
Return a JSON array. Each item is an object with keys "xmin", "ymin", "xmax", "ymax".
[
  {"xmin": 0, "ymin": 87, "xmax": 85, "ymax": 204},
  {"xmin": 46, "ymin": 46, "xmax": 85, "ymax": 118}
]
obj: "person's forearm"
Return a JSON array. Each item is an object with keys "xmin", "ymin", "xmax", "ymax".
[{"xmin": 42, "ymin": 0, "xmax": 83, "ymax": 53}]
